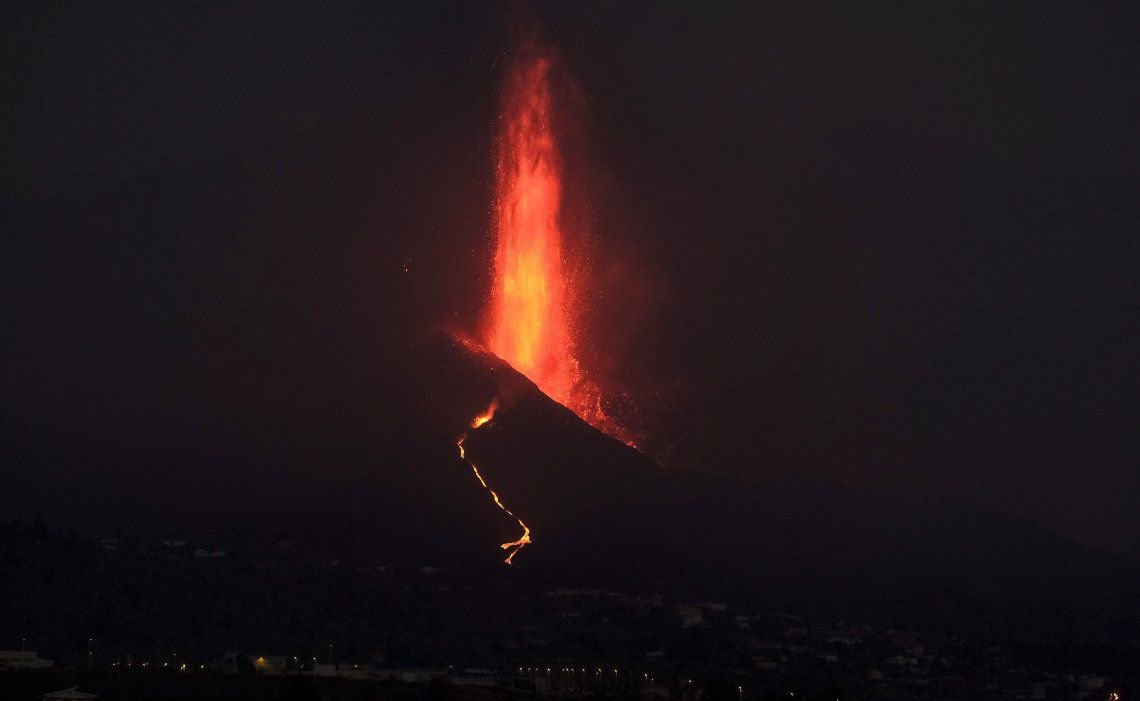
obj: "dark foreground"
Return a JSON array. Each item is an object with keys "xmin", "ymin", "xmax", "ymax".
[
  {"xmin": 3, "ymin": 523, "xmax": 1137, "ymax": 701},
  {"xmin": 0, "ymin": 674, "xmax": 476, "ymax": 701},
  {"xmin": 1, "ymin": 668, "xmax": 1134, "ymax": 701}
]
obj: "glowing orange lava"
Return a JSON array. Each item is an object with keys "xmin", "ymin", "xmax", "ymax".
[
  {"xmin": 483, "ymin": 44, "xmax": 639, "ymax": 449},
  {"xmin": 486, "ymin": 46, "xmax": 578, "ymax": 405},
  {"xmin": 456, "ymin": 400, "xmax": 531, "ymax": 564},
  {"xmin": 471, "ymin": 399, "xmax": 498, "ymax": 429}
]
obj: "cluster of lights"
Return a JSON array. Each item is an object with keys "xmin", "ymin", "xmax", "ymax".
[
  {"xmin": 107, "ymin": 653, "xmax": 203, "ymax": 673},
  {"xmin": 514, "ymin": 666, "xmax": 681, "ymax": 693},
  {"xmin": 510, "ymin": 666, "xmax": 758, "ymax": 701},
  {"xmin": 91, "ymin": 652, "xmax": 775, "ymax": 700}
]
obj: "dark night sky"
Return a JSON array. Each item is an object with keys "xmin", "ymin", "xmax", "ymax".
[{"xmin": 2, "ymin": 3, "xmax": 1137, "ymax": 555}]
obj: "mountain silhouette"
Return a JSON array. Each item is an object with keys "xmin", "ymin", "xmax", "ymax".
[
  {"xmin": 3, "ymin": 111, "xmax": 1138, "ymax": 645},
  {"xmin": 387, "ymin": 333, "xmax": 1140, "ymax": 643}
]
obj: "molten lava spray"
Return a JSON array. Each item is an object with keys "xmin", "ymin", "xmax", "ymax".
[
  {"xmin": 457, "ymin": 400, "xmax": 532, "ymax": 564},
  {"xmin": 486, "ymin": 46, "xmax": 578, "ymax": 405},
  {"xmin": 484, "ymin": 43, "xmax": 639, "ymax": 448}
]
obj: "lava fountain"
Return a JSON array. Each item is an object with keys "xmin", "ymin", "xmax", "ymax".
[
  {"xmin": 485, "ymin": 46, "xmax": 578, "ymax": 405},
  {"xmin": 484, "ymin": 43, "xmax": 638, "ymax": 447}
]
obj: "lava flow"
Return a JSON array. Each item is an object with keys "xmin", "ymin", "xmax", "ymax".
[{"xmin": 456, "ymin": 400, "xmax": 532, "ymax": 564}]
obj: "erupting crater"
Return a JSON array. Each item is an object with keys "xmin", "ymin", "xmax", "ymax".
[{"xmin": 457, "ymin": 39, "xmax": 635, "ymax": 565}]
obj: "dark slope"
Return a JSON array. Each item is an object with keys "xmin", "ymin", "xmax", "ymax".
[{"xmin": 390, "ymin": 334, "xmax": 1140, "ymax": 644}]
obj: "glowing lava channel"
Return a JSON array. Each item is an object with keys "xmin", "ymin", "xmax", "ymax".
[{"xmin": 456, "ymin": 400, "xmax": 532, "ymax": 564}]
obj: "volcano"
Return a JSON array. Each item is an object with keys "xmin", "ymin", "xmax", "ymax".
[
  {"xmin": 384, "ymin": 333, "xmax": 1140, "ymax": 643},
  {"xmin": 3, "ymin": 102, "xmax": 1139, "ymax": 644}
]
